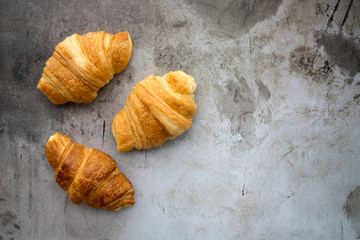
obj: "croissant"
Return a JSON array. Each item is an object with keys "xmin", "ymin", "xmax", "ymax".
[
  {"xmin": 37, "ymin": 31, "xmax": 133, "ymax": 104},
  {"xmin": 111, "ymin": 71, "xmax": 197, "ymax": 152},
  {"xmin": 45, "ymin": 133, "xmax": 135, "ymax": 210}
]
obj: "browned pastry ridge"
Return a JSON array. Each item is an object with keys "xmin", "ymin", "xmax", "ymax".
[
  {"xmin": 45, "ymin": 133, "xmax": 135, "ymax": 210},
  {"xmin": 111, "ymin": 71, "xmax": 197, "ymax": 152},
  {"xmin": 37, "ymin": 31, "xmax": 133, "ymax": 104}
]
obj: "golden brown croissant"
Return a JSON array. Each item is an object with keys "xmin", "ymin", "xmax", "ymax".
[
  {"xmin": 37, "ymin": 31, "xmax": 133, "ymax": 104},
  {"xmin": 45, "ymin": 133, "xmax": 135, "ymax": 210},
  {"xmin": 111, "ymin": 71, "xmax": 197, "ymax": 152}
]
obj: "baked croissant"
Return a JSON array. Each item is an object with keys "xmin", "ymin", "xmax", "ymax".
[
  {"xmin": 111, "ymin": 71, "xmax": 197, "ymax": 152},
  {"xmin": 37, "ymin": 31, "xmax": 133, "ymax": 104},
  {"xmin": 45, "ymin": 133, "xmax": 135, "ymax": 210}
]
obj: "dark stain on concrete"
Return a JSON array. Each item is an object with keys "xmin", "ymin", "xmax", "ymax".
[
  {"xmin": 185, "ymin": 0, "xmax": 282, "ymax": 36},
  {"xmin": 173, "ymin": 19, "xmax": 188, "ymax": 28},
  {"xmin": 344, "ymin": 186, "xmax": 360, "ymax": 235},
  {"xmin": 315, "ymin": 32, "xmax": 360, "ymax": 77},
  {"xmin": 64, "ymin": 197, "xmax": 69, "ymax": 214},
  {"xmin": 315, "ymin": 2, "xmax": 330, "ymax": 16},
  {"xmin": 0, "ymin": 211, "xmax": 17, "ymax": 226},
  {"xmin": 154, "ymin": 42, "xmax": 199, "ymax": 73},
  {"xmin": 0, "ymin": 210, "xmax": 20, "ymax": 238},
  {"xmin": 289, "ymin": 46, "xmax": 332, "ymax": 82},
  {"xmin": 0, "ymin": 122, "xmax": 4, "ymax": 136},
  {"xmin": 216, "ymin": 76, "xmax": 256, "ymax": 143},
  {"xmin": 11, "ymin": 54, "xmax": 30, "ymax": 85},
  {"xmin": 255, "ymin": 79, "xmax": 271, "ymax": 100},
  {"xmin": 102, "ymin": 120, "xmax": 106, "ymax": 147},
  {"xmin": 354, "ymin": 94, "xmax": 360, "ymax": 104},
  {"xmin": 13, "ymin": 224, "xmax": 21, "ymax": 230}
]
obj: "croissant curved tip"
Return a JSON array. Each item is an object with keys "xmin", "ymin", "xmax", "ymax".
[
  {"xmin": 164, "ymin": 71, "xmax": 197, "ymax": 95},
  {"xmin": 37, "ymin": 78, "xmax": 70, "ymax": 104},
  {"xmin": 48, "ymin": 132, "xmax": 67, "ymax": 142},
  {"xmin": 179, "ymin": 71, "xmax": 197, "ymax": 94},
  {"xmin": 45, "ymin": 133, "xmax": 71, "ymax": 169}
]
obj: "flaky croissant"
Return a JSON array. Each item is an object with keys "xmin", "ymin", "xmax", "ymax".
[
  {"xmin": 38, "ymin": 31, "xmax": 133, "ymax": 104},
  {"xmin": 111, "ymin": 71, "xmax": 197, "ymax": 152},
  {"xmin": 45, "ymin": 133, "xmax": 135, "ymax": 210}
]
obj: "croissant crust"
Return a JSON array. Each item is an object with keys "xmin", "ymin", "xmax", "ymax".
[
  {"xmin": 111, "ymin": 71, "xmax": 197, "ymax": 152},
  {"xmin": 45, "ymin": 133, "xmax": 135, "ymax": 210},
  {"xmin": 37, "ymin": 31, "xmax": 133, "ymax": 104}
]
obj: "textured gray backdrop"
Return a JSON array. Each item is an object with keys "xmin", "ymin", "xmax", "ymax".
[{"xmin": 1, "ymin": 0, "xmax": 360, "ymax": 239}]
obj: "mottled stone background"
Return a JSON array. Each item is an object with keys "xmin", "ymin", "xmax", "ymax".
[{"xmin": 1, "ymin": 0, "xmax": 360, "ymax": 239}]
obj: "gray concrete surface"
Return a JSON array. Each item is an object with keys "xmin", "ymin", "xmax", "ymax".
[{"xmin": 1, "ymin": 0, "xmax": 360, "ymax": 239}]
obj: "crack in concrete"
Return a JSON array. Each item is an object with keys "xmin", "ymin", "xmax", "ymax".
[
  {"xmin": 327, "ymin": 0, "xmax": 341, "ymax": 29},
  {"xmin": 341, "ymin": 0, "xmax": 354, "ymax": 28}
]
